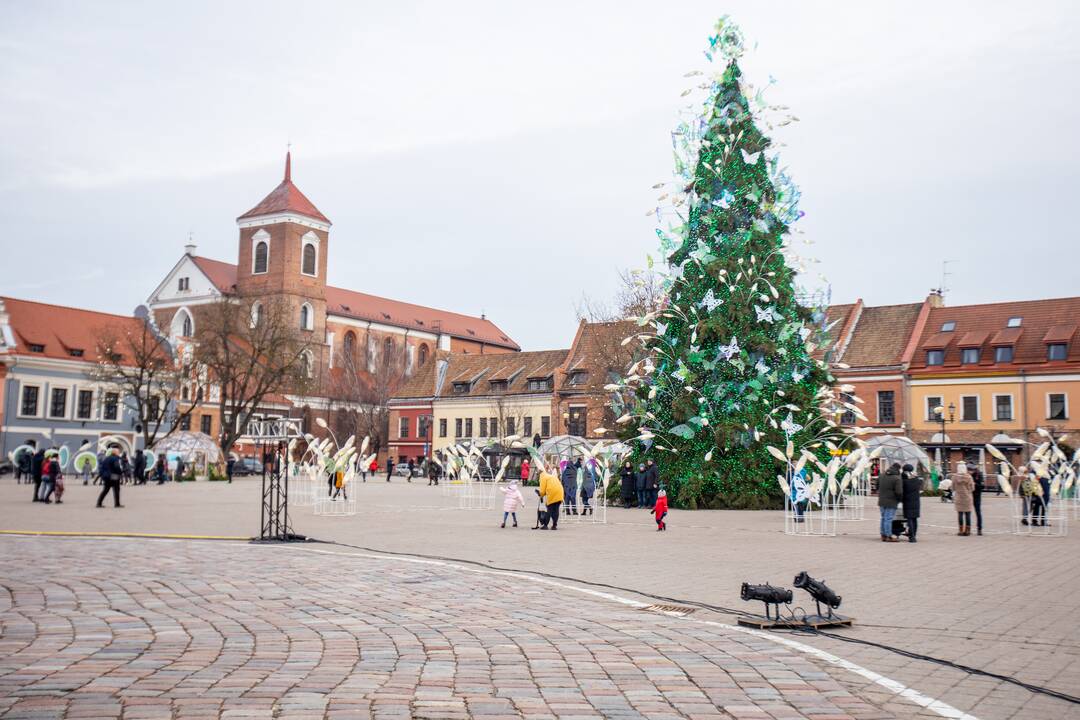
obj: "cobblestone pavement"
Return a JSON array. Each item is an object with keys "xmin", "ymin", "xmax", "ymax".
[
  {"xmin": 0, "ymin": 536, "xmax": 937, "ymax": 720},
  {"xmin": 2, "ymin": 480, "xmax": 1079, "ymax": 719}
]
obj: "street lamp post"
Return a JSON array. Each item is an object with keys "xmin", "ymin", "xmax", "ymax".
[{"xmin": 937, "ymin": 402, "xmax": 956, "ymax": 481}]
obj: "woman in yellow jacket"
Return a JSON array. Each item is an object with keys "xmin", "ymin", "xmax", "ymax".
[{"xmin": 537, "ymin": 467, "xmax": 564, "ymax": 530}]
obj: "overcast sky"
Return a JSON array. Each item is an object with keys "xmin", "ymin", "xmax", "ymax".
[{"xmin": 2, "ymin": 1, "xmax": 1077, "ymax": 350}]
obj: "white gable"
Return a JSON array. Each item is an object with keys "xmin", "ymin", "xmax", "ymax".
[{"xmin": 147, "ymin": 255, "xmax": 222, "ymax": 309}]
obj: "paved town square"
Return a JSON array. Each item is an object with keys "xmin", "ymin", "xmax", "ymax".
[{"xmin": 1, "ymin": 480, "xmax": 1078, "ymax": 720}]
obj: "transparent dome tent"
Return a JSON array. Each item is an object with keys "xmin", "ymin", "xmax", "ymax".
[{"xmin": 863, "ymin": 434, "xmax": 932, "ymax": 471}]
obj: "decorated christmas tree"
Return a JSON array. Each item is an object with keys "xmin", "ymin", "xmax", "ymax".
[{"xmin": 614, "ymin": 18, "xmax": 843, "ymax": 509}]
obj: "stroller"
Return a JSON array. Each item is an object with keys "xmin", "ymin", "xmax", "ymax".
[
  {"xmin": 532, "ymin": 490, "xmax": 548, "ymax": 529},
  {"xmin": 938, "ymin": 477, "xmax": 953, "ymax": 503}
]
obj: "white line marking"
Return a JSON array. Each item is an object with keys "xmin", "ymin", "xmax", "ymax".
[{"xmin": 263, "ymin": 543, "xmax": 979, "ymax": 720}]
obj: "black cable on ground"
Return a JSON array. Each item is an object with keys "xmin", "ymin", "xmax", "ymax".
[{"xmin": 315, "ymin": 537, "xmax": 1080, "ymax": 708}]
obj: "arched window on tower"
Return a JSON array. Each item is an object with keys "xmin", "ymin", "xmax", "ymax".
[
  {"xmin": 300, "ymin": 303, "xmax": 313, "ymax": 331},
  {"xmin": 300, "ymin": 350, "xmax": 314, "ymax": 379},
  {"xmin": 383, "ymin": 337, "xmax": 394, "ymax": 365},
  {"xmin": 250, "ymin": 301, "xmax": 263, "ymax": 329},
  {"xmin": 343, "ymin": 331, "xmax": 357, "ymax": 363},
  {"xmin": 253, "ymin": 241, "xmax": 269, "ymax": 274},
  {"xmin": 302, "ymin": 242, "xmax": 317, "ymax": 276},
  {"xmin": 172, "ymin": 308, "xmax": 194, "ymax": 338},
  {"xmin": 182, "ymin": 313, "xmax": 192, "ymax": 337},
  {"xmin": 418, "ymin": 343, "xmax": 429, "ymax": 367}
]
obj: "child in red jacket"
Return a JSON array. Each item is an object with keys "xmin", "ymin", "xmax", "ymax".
[{"xmin": 652, "ymin": 489, "xmax": 668, "ymax": 531}]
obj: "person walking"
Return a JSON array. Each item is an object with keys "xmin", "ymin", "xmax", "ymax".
[
  {"xmin": 634, "ymin": 463, "xmax": 648, "ymax": 509},
  {"xmin": 877, "ymin": 463, "xmax": 903, "ymax": 542},
  {"xmin": 652, "ymin": 489, "xmax": 669, "ymax": 531},
  {"xmin": 175, "ymin": 456, "xmax": 186, "ymax": 483},
  {"xmin": 619, "ymin": 461, "xmax": 635, "ymax": 507},
  {"xmin": 39, "ymin": 450, "xmax": 59, "ymax": 503},
  {"xmin": 1022, "ymin": 472, "xmax": 1045, "ymax": 526},
  {"xmin": 645, "ymin": 459, "xmax": 660, "ymax": 508},
  {"xmin": 226, "ymin": 456, "xmax": 235, "ymax": 484},
  {"xmin": 96, "ymin": 446, "xmax": 124, "ymax": 508},
  {"xmin": 428, "ymin": 458, "xmax": 440, "ymax": 486},
  {"xmin": 519, "ymin": 458, "xmax": 530, "ymax": 485},
  {"xmin": 154, "ymin": 455, "xmax": 167, "ymax": 484},
  {"xmin": 385, "ymin": 457, "xmax": 395, "ymax": 482},
  {"xmin": 120, "ymin": 452, "xmax": 132, "ymax": 485},
  {"xmin": 900, "ymin": 463, "xmax": 922, "ymax": 542},
  {"xmin": 580, "ymin": 460, "xmax": 596, "ymax": 516},
  {"xmin": 499, "ymin": 477, "xmax": 525, "ymax": 528},
  {"xmin": 133, "ymin": 449, "xmax": 147, "ymax": 485},
  {"xmin": 970, "ymin": 465, "xmax": 984, "ymax": 536},
  {"xmin": 561, "ymin": 459, "xmax": 579, "ymax": 515},
  {"xmin": 16, "ymin": 444, "xmax": 31, "ymax": 483},
  {"xmin": 537, "ymin": 465, "xmax": 564, "ymax": 530},
  {"xmin": 30, "ymin": 442, "xmax": 44, "ymax": 502},
  {"xmin": 407, "ymin": 458, "xmax": 415, "ymax": 482},
  {"xmin": 952, "ymin": 462, "xmax": 975, "ymax": 536}
]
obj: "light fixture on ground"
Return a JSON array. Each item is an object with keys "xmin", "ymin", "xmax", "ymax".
[
  {"xmin": 793, "ymin": 571, "xmax": 844, "ymax": 620},
  {"xmin": 740, "ymin": 582, "xmax": 792, "ymax": 621}
]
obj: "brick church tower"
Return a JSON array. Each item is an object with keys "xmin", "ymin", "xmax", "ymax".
[{"xmin": 235, "ymin": 152, "xmax": 331, "ymax": 366}]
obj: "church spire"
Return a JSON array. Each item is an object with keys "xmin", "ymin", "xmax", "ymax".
[{"xmin": 284, "ymin": 149, "xmax": 292, "ymax": 182}]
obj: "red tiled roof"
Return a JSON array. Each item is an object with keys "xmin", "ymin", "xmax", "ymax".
[
  {"xmin": 911, "ymin": 296, "xmax": 1080, "ymax": 371},
  {"xmin": 325, "ymin": 286, "xmax": 520, "ymax": 351},
  {"xmin": 191, "ymin": 256, "xmax": 238, "ymax": 292},
  {"xmin": 1, "ymin": 297, "xmax": 146, "ymax": 365},
  {"xmin": 433, "ymin": 349, "xmax": 568, "ymax": 399},
  {"xmin": 838, "ymin": 303, "xmax": 922, "ymax": 368},
  {"xmin": 923, "ymin": 332, "xmax": 953, "ymax": 350},
  {"xmin": 1044, "ymin": 324, "xmax": 1076, "ymax": 343},
  {"xmin": 957, "ymin": 330, "xmax": 989, "ymax": 348},
  {"xmin": 557, "ymin": 320, "xmax": 639, "ymax": 392},
  {"xmin": 237, "ymin": 153, "xmax": 330, "ymax": 224}
]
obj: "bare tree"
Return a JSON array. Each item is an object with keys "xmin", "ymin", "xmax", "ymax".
[
  {"xmin": 488, "ymin": 394, "xmax": 530, "ymax": 440},
  {"xmin": 574, "ymin": 268, "xmax": 663, "ymax": 322},
  {"xmin": 194, "ymin": 294, "xmax": 313, "ymax": 456},
  {"xmin": 89, "ymin": 317, "xmax": 204, "ymax": 450},
  {"xmin": 324, "ymin": 334, "xmax": 409, "ymax": 458}
]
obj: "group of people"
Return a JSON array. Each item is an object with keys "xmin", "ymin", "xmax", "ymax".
[
  {"xmin": 876, "ymin": 462, "xmax": 928, "ymax": 542},
  {"xmin": 20, "ymin": 440, "xmax": 128, "ymax": 508},
  {"xmin": 618, "ymin": 459, "xmax": 661, "ymax": 509}
]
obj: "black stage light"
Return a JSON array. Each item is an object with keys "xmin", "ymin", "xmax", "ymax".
[
  {"xmin": 793, "ymin": 571, "xmax": 842, "ymax": 617},
  {"xmin": 740, "ymin": 582, "xmax": 793, "ymax": 620}
]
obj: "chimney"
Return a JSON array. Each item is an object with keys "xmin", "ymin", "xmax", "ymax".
[
  {"xmin": 184, "ymin": 243, "xmax": 197, "ymax": 256},
  {"xmin": 927, "ymin": 289, "xmax": 945, "ymax": 308}
]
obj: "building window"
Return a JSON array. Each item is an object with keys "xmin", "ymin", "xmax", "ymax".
[
  {"xmin": 20, "ymin": 385, "xmax": 39, "ymax": 416},
  {"xmin": 103, "ymin": 392, "xmax": 119, "ymax": 421},
  {"xmin": 1048, "ymin": 393, "xmax": 1068, "ymax": 420},
  {"xmin": 250, "ymin": 302, "xmax": 263, "ymax": 328},
  {"xmin": 302, "ymin": 242, "xmax": 317, "ymax": 276},
  {"xmin": 1047, "ymin": 343, "xmax": 1067, "ymax": 361},
  {"xmin": 28, "ymin": 343, "xmax": 44, "ymax": 353},
  {"xmin": 455, "ymin": 418, "xmax": 462, "ymax": 437},
  {"xmin": 300, "ymin": 351, "xmax": 314, "ymax": 378},
  {"xmin": 178, "ymin": 277, "xmax": 190, "ymax": 291},
  {"xmin": 77, "ymin": 389, "xmax": 93, "ymax": 419},
  {"xmin": 400, "ymin": 417, "xmax": 409, "ymax": 438},
  {"xmin": 439, "ymin": 418, "xmax": 448, "ymax": 438},
  {"xmin": 995, "ymin": 395, "xmax": 1013, "ymax": 421},
  {"xmin": 540, "ymin": 416, "xmax": 550, "ymax": 437},
  {"xmin": 418, "ymin": 416, "xmax": 429, "ymax": 438},
  {"xmin": 300, "ymin": 303, "xmax": 313, "ymax": 331},
  {"xmin": 926, "ymin": 350, "xmax": 944, "ymax": 366},
  {"xmin": 926, "ymin": 396, "xmax": 943, "ymax": 421},
  {"xmin": 568, "ymin": 371, "xmax": 588, "ymax": 386},
  {"xmin": 49, "ymin": 388, "xmax": 68, "ymax": 418},
  {"xmin": 452, "ymin": 382, "xmax": 470, "ymax": 394},
  {"xmin": 567, "ymin": 407, "xmax": 587, "ymax": 436},
  {"xmin": 839, "ymin": 392, "xmax": 856, "ymax": 425},
  {"xmin": 523, "ymin": 417, "xmax": 533, "ymax": 437},
  {"xmin": 490, "ymin": 380, "xmax": 508, "ymax": 392},
  {"xmin": 995, "ymin": 346, "xmax": 1013, "ymax": 363},
  {"xmin": 960, "ymin": 395, "xmax": 979, "ymax": 422},
  {"xmin": 961, "ymin": 348, "xmax": 980, "ymax": 364},
  {"xmin": 940, "ymin": 321, "xmax": 956, "ymax": 332},
  {"xmin": 200, "ymin": 414, "xmax": 212, "ymax": 435},
  {"xmin": 479, "ymin": 417, "xmax": 488, "ymax": 437},
  {"xmin": 877, "ymin": 391, "xmax": 895, "ymax": 424},
  {"xmin": 180, "ymin": 414, "xmax": 191, "ymax": 431},
  {"xmin": 68, "ymin": 348, "xmax": 84, "ymax": 357},
  {"xmin": 465, "ymin": 418, "xmax": 473, "ymax": 437},
  {"xmin": 253, "ymin": 240, "xmax": 269, "ymax": 274},
  {"xmin": 343, "ymin": 331, "xmax": 356, "ymax": 361},
  {"xmin": 418, "ymin": 344, "xmax": 429, "ymax": 366},
  {"xmin": 505, "ymin": 417, "xmax": 516, "ymax": 437},
  {"xmin": 490, "ymin": 417, "xmax": 498, "ymax": 437},
  {"xmin": 147, "ymin": 396, "xmax": 161, "ymax": 423},
  {"xmin": 1007, "ymin": 317, "xmax": 1022, "ymax": 328},
  {"xmin": 527, "ymin": 377, "xmax": 552, "ymax": 392}
]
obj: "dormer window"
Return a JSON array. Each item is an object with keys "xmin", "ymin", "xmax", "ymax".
[
  {"xmin": 68, "ymin": 348, "xmax": 84, "ymax": 357},
  {"xmin": 28, "ymin": 343, "xmax": 44, "ymax": 353},
  {"xmin": 452, "ymin": 381, "xmax": 471, "ymax": 394},
  {"xmin": 490, "ymin": 380, "xmax": 508, "ymax": 392},
  {"xmin": 927, "ymin": 350, "xmax": 944, "ymax": 366},
  {"xmin": 961, "ymin": 348, "xmax": 979, "ymax": 365},
  {"xmin": 995, "ymin": 346, "xmax": 1013, "ymax": 363},
  {"xmin": 1048, "ymin": 343, "xmax": 1067, "ymax": 361},
  {"xmin": 568, "ymin": 370, "xmax": 589, "ymax": 386},
  {"xmin": 526, "ymin": 377, "xmax": 553, "ymax": 392},
  {"xmin": 940, "ymin": 321, "xmax": 956, "ymax": 332},
  {"xmin": 1007, "ymin": 317, "xmax": 1022, "ymax": 328}
]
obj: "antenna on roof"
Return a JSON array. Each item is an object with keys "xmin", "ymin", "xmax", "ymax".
[
  {"xmin": 481, "ymin": 308, "xmax": 486, "ymax": 320},
  {"xmin": 932, "ymin": 260, "xmax": 952, "ymax": 300}
]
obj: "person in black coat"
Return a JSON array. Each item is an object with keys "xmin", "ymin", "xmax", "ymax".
[
  {"xmin": 900, "ymin": 463, "xmax": 923, "ymax": 543},
  {"xmin": 619, "ymin": 461, "xmax": 635, "ymax": 507},
  {"xmin": 133, "ymin": 449, "xmax": 147, "ymax": 485},
  {"xmin": 96, "ymin": 447, "xmax": 124, "ymax": 508},
  {"xmin": 634, "ymin": 463, "xmax": 648, "ymax": 508},
  {"xmin": 561, "ymin": 459, "xmax": 579, "ymax": 515},
  {"xmin": 971, "ymin": 467, "xmax": 984, "ymax": 536},
  {"xmin": 30, "ymin": 443, "xmax": 44, "ymax": 502},
  {"xmin": 645, "ymin": 459, "xmax": 660, "ymax": 507}
]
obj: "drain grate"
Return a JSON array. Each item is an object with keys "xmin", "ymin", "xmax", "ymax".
[{"xmin": 642, "ymin": 603, "xmax": 697, "ymax": 617}]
